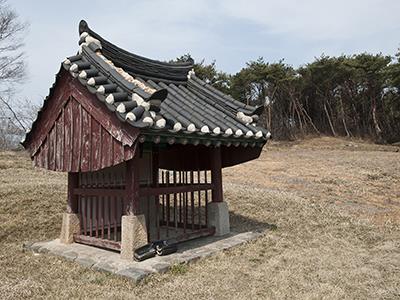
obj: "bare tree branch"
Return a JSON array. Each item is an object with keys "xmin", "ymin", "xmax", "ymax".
[
  {"xmin": 0, "ymin": 95, "xmax": 26, "ymax": 131},
  {"xmin": 0, "ymin": 0, "xmax": 27, "ymax": 86}
]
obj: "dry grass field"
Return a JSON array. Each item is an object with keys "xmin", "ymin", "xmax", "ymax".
[{"xmin": 0, "ymin": 137, "xmax": 399, "ymax": 299}]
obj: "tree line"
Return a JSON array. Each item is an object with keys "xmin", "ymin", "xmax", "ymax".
[
  {"xmin": 180, "ymin": 51, "xmax": 400, "ymax": 143},
  {"xmin": 1, "ymin": 0, "xmax": 399, "ymax": 149}
]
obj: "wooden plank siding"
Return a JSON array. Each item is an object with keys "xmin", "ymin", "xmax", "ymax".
[
  {"xmin": 25, "ymin": 68, "xmax": 139, "ymax": 172},
  {"xmin": 63, "ymin": 101, "xmax": 72, "ymax": 170},
  {"xmin": 33, "ymin": 96, "xmax": 137, "ymax": 172}
]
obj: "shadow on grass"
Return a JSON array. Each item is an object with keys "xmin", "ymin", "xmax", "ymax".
[
  {"xmin": 229, "ymin": 211, "xmax": 277, "ymax": 233},
  {"xmin": 176, "ymin": 211, "xmax": 277, "ymax": 252}
]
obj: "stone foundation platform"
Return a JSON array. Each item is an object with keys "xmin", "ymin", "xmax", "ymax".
[{"xmin": 23, "ymin": 231, "xmax": 262, "ymax": 283}]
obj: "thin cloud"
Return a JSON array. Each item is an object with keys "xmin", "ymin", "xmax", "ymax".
[{"xmin": 220, "ymin": 0, "xmax": 400, "ymax": 40}]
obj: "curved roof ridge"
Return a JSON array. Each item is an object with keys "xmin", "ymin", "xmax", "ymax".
[{"xmin": 78, "ymin": 20, "xmax": 193, "ymax": 82}]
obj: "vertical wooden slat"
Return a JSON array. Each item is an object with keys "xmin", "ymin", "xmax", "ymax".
[
  {"xmin": 106, "ymin": 168, "xmax": 110, "ymax": 240},
  {"xmin": 109, "ymin": 170, "xmax": 114, "ymax": 240},
  {"xmin": 155, "ymin": 188, "xmax": 160, "ymax": 240},
  {"xmin": 108, "ymin": 197, "xmax": 111, "ymax": 240},
  {"xmin": 48, "ymin": 127, "xmax": 56, "ymax": 170},
  {"xmin": 120, "ymin": 195, "xmax": 124, "ymax": 237},
  {"xmin": 54, "ymin": 119, "xmax": 59, "ymax": 170},
  {"xmin": 179, "ymin": 171, "xmax": 182, "ymax": 224},
  {"xmin": 190, "ymin": 170, "xmax": 195, "ymax": 230},
  {"xmin": 100, "ymin": 195, "xmax": 104, "ymax": 239},
  {"xmin": 35, "ymin": 146, "xmax": 41, "ymax": 168},
  {"xmin": 61, "ymin": 108, "xmax": 65, "ymax": 171},
  {"xmin": 41, "ymin": 137, "xmax": 47, "ymax": 169},
  {"xmin": 82, "ymin": 173, "xmax": 87, "ymax": 235},
  {"xmin": 198, "ymin": 169, "xmax": 201, "ymax": 226},
  {"xmin": 161, "ymin": 171, "xmax": 165, "ymax": 222},
  {"xmin": 112, "ymin": 170, "xmax": 118, "ymax": 241},
  {"xmin": 78, "ymin": 173, "xmax": 81, "ymax": 233},
  {"xmin": 95, "ymin": 174, "xmax": 99, "ymax": 238},
  {"xmin": 166, "ymin": 171, "xmax": 170, "ymax": 237},
  {"xmin": 146, "ymin": 182, "xmax": 150, "ymax": 242},
  {"xmin": 100, "ymin": 171, "xmax": 105, "ymax": 239},
  {"xmin": 81, "ymin": 108, "xmax": 91, "ymax": 171},
  {"xmin": 81, "ymin": 196, "xmax": 86, "ymax": 235},
  {"xmin": 100, "ymin": 125, "xmax": 109, "ymax": 169},
  {"xmin": 56, "ymin": 112, "xmax": 63, "ymax": 171},
  {"xmin": 71, "ymin": 99, "xmax": 81, "ymax": 172},
  {"xmin": 41, "ymin": 143, "xmax": 46, "ymax": 169},
  {"xmin": 54, "ymin": 123, "xmax": 57, "ymax": 170},
  {"xmin": 186, "ymin": 171, "xmax": 189, "ymax": 230},
  {"xmin": 35, "ymin": 145, "xmax": 41, "ymax": 168},
  {"xmin": 114, "ymin": 196, "xmax": 118, "ymax": 241},
  {"xmin": 205, "ymin": 170, "xmax": 209, "ymax": 226},
  {"xmin": 33, "ymin": 153, "xmax": 38, "ymax": 166},
  {"xmin": 91, "ymin": 119, "xmax": 101, "ymax": 171},
  {"xmin": 43, "ymin": 135, "xmax": 49, "ymax": 169},
  {"xmin": 89, "ymin": 173, "xmax": 93, "ymax": 237},
  {"xmin": 113, "ymin": 137, "xmax": 124, "ymax": 165},
  {"xmin": 121, "ymin": 165, "xmax": 125, "ymax": 239},
  {"xmin": 63, "ymin": 100, "xmax": 72, "ymax": 170},
  {"xmin": 183, "ymin": 171, "xmax": 187, "ymax": 233},
  {"xmin": 47, "ymin": 133, "xmax": 51, "ymax": 170},
  {"xmin": 173, "ymin": 170, "xmax": 178, "ymax": 233},
  {"xmin": 109, "ymin": 133, "xmax": 114, "ymax": 169}
]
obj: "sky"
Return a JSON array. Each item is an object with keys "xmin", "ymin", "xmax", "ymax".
[{"xmin": 11, "ymin": 0, "xmax": 400, "ymax": 105}]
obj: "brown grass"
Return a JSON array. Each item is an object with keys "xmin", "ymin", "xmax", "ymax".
[{"xmin": 0, "ymin": 137, "xmax": 399, "ymax": 299}]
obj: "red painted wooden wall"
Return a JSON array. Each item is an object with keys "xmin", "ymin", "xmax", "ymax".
[{"xmin": 24, "ymin": 68, "xmax": 140, "ymax": 172}]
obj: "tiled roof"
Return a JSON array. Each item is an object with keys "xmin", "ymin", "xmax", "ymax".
[{"xmin": 26, "ymin": 20, "xmax": 271, "ymax": 148}]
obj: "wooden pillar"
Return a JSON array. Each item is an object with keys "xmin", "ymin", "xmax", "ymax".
[
  {"xmin": 126, "ymin": 152, "xmax": 140, "ymax": 215},
  {"xmin": 152, "ymin": 147, "xmax": 159, "ymax": 187},
  {"xmin": 67, "ymin": 172, "xmax": 79, "ymax": 213},
  {"xmin": 210, "ymin": 147, "xmax": 223, "ymax": 202}
]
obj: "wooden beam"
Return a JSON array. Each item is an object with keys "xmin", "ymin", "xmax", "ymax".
[
  {"xmin": 139, "ymin": 183, "xmax": 213, "ymax": 197},
  {"xmin": 67, "ymin": 172, "xmax": 79, "ymax": 213},
  {"xmin": 210, "ymin": 147, "xmax": 223, "ymax": 202},
  {"xmin": 125, "ymin": 152, "xmax": 140, "ymax": 215},
  {"xmin": 74, "ymin": 234, "xmax": 121, "ymax": 251},
  {"xmin": 72, "ymin": 183, "xmax": 212, "ymax": 198},
  {"xmin": 73, "ymin": 188, "xmax": 125, "ymax": 197}
]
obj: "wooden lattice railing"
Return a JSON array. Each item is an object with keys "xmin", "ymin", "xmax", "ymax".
[
  {"xmin": 74, "ymin": 169, "xmax": 125, "ymax": 251},
  {"xmin": 72, "ymin": 168, "xmax": 215, "ymax": 251},
  {"xmin": 144, "ymin": 170, "xmax": 214, "ymax": 242}
]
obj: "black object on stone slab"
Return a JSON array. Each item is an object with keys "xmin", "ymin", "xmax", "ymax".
[
  {"xmin": 155, "ymin": 241, "xmax": 178, "ymax": 256},
  {"xmin": 134, "ymin": 243, "xmax": 157, "ymax": 261},
  {"xmin": 134, "ymin": 240, "xmax": 178, "ymax": 261}
]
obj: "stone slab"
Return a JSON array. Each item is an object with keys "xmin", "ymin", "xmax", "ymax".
[{"xmin": 23, "ymin": 231, "xmax": 263, "ymax": 284}]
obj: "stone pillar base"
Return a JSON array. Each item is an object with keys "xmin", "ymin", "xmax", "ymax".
[
  {"xmin": 120, "ymin": 214, "xmax": 148, "ymax": 260},
  {"xmin": 60, "ymin": 212, "xmax": 80, "ymax": 244},
  {"xmin": 207, "ymin": 202, "xmax": 230, "ymax": 236}
]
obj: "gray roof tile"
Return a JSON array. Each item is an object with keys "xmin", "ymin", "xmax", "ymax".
[{"xmin": 24, "ymin": 20, "xmax": 270, "ymax": 148}]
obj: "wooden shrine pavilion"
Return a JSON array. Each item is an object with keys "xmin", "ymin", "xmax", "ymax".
[{"xmin": 22, "ymin": 20, "xmax": 270, "ymax": 260}]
